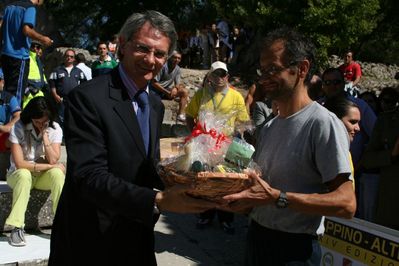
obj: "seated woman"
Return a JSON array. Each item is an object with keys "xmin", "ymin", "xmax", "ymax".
[{"xmin": 5, "ymin": 96, "xmax": 65, "ymax": 247}]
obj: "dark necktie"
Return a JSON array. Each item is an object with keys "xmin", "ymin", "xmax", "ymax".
[{"xmin": 135, "ymin": 90, "xmax": 150, "ymax": 155}]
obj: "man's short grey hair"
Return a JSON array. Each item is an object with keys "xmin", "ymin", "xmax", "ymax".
[{"xmin": 118, "ymin": 10, "xmax": 177, "ymax": 59}]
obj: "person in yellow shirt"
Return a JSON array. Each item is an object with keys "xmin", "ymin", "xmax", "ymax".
[
  {"xmin": 185, "ymin": 61, "xmax": 249, "ymax": 234},
  {"xmin": 186, "ymin": 61, "xmax": 249, "ymax": 132}
]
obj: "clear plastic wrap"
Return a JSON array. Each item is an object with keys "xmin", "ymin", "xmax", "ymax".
[{"xmin": 158, "ymin": 109, "xmax": 258, "ymax": 201}]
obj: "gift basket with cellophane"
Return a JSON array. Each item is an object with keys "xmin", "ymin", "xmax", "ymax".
[{"xmin": 158, "ymin": 109, "xmax": 258, "ymax": 202}]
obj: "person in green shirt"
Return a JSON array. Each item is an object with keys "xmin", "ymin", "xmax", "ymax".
[{"xmin": 91, "ymin": 41, "xmax": 118, "ymax": 77}]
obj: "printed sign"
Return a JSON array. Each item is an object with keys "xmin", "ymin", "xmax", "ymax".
[{"xmin": 320, "ymin": 217, "xmax": 399, "ymax": 266}]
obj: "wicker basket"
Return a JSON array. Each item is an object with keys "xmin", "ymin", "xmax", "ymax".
[{"xmin": 158, "ymin": 164, "xmax": 252, "ymax": 201}]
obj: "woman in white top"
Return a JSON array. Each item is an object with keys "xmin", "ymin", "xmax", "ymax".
[{"xmin": 6, "ymin": 96, "xmax": 65, "ymax": 247}]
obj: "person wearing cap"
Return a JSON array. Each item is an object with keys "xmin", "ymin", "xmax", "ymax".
[
  {"xmin": 151, "ymin": 50, "xmax": 189, "ymax": 122},
  {"xmin": 0, "ymin": 68, "xmax": 22, "ymax": 159},
  {"xmin": 186, "ymin": 61, "xmax": 249, "ymax": 130},
  {"xmin": 185, "ymin": 61, "xmax": 249, "ymax": 233},
  {"xmin": 0, "ymin": 0, "xmax": 53, "ymax": 106}
]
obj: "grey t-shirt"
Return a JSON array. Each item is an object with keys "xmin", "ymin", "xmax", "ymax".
[
  {"xmin": 155, "ymin": 63, "xmax": 181, "ymax": 90},
  {"xmin": 250, "ymin": 102, "xmax": 352, "ymax": 235}
]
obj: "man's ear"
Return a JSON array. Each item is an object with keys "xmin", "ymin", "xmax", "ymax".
[{"xmin": 297, "ymin": 59, "xmax": 310, "ymax": 79}]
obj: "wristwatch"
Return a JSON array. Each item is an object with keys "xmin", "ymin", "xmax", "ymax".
[{"xmin": 275, "ymin": 191, "xmax": 289, "ymax": 209}]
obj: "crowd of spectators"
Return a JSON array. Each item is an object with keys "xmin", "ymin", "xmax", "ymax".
[
  {"xmin": 177, "ymin": 20, "xmax": 251, "ymax": 69},
  {"xmin": 1, "ymin": 4, "xmax": 399, "ymax": 263}
]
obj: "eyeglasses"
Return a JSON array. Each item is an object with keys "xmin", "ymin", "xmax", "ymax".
[
  {"xmin": 65, "ymin": 55, "xmax": 75, "ymax": 59},
  {"xmin": 257, "ymin": 61, "xmax": 297, "ymax": 79},
  {"xmin": 132, "ymin": 43, "xmax": 168, "ymax": 59},
  {"xmin": 323, "ymin": 79, "xmax": 342, "ymax": 86}
]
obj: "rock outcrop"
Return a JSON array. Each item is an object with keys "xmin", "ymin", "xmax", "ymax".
[{"xmin": 328, "ymin": 55, "xmax": 399, "ymax": 94}]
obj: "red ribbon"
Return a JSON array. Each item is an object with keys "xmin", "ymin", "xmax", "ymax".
[{"xmin": 185, "ymin": 122, "xmax": 230, "ymax": 151}]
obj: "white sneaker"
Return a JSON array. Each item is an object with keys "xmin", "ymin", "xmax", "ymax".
[{"xmin": 177, "ymin": 114, "xmax": 186, "ymax": 122}]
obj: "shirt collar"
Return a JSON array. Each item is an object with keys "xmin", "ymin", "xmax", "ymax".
[
  {"xmin": 98, "ymin": 55, "xmax": 112, "ymax": 62},
  {"xmin": 118, "ymin": 64, "xmax": 149, "ymax": 100},
  {"xmin": 25, "ymin": 123, "xmax": 42, "ymax": 139}
]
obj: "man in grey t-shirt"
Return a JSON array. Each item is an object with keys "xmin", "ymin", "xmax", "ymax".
[
  {"xmin": 151, "ymin": 50, "xmax": 189, "ymax": 122},
  {"xmin": 223, "ymin": 28, "xmax": 356, "ymax": 265}
]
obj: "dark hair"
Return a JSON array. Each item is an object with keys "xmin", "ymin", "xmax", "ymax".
[
  {"xmin": 359, "ymin": 91, "xmax": 379, "ymax": 113},
  {"xmin": 308, "ymin": 74, "xmax": 323, "ymax": 101},
  {"xmin": 118, "ymin": 10, "xmax": 177, "ymax": 59},
  {"xmin": 111, "ymin": 34, "xmax": 119, "ymax": 42},
  {"xmin": 324, "ymin": 97, "xmax": 359, "ymax": 119},
  {"xmin": 360, "ymin": 91, "xmax": 378, "ymax": 101},
  {"xmin": 97, "ymin": 41, "xmax": 108, "ymax": 49},
  {"xmin": 321, "ymin": 67, "xmax": 345, "ymax": 83},
  {"xmin": 30, "ymin": 42, "xmax": 42, "ymax": 51},
  {"xmin": 379, "ymin": 87, "xmax": 399, "ymax": 103},
  {"xmin": 75, "ymin": 53, "xmax": 86, "ymax": 63},
  {"xmin": 345, "ymin": 50, "xmax": 354, "ymax": 57},
  {"xmin": 20, "ymin": 97, "xmax": 57, "ymax": 129},
  {"xmin": 262, "ymin": 27, "xmax": 316, "ymax": 86}
]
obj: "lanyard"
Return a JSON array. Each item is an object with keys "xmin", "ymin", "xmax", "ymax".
[{"xmin": 211, "ymin": 90, "xmax": 228, "ymax": 111}]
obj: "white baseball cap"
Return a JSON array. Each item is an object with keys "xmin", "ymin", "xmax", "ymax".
[{"xmin": 210, "ymin": 61, "xmax": 228, "ymax": 73}]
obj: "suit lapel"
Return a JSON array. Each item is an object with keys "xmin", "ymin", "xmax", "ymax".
[
  {"xmin": 109, "ymin": 70, "xmax": 147, "ymax": 157},
  {"xmin": 114, "ymin": 102, "xmax": 147, "ymax": 157},
  {"xmin": 149, "ymin": 96, "xmax": 159, "ymax": 159}
]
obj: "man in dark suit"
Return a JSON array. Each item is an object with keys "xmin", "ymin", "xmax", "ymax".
[{"xmin": 49, "ymin": 11, "xmax": 216, "ymax": 266}]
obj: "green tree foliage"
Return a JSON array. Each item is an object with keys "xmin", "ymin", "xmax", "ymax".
[
  {"xmin": 44, "ymin": 0, "xmax": 398, "ymax": 65},
  {"xmin": 302, "ymin": 0, "xmax": 380, "ymax": 65},
  {"xmin": 357, "ymin": 0, "xmax": 399, "ymax": 64},
  {"xmin": 208, "ymin": 0, "xmax": 380, "ymax": 66},
  {"xmin": 45, "ymin": 0, "xmax": 214, "ymax": 50}
]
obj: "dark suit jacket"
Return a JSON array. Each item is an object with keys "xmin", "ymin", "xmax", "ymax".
[{"xmin": 49, "ymin": 68, "xmax": 165, "ymax": 266}]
